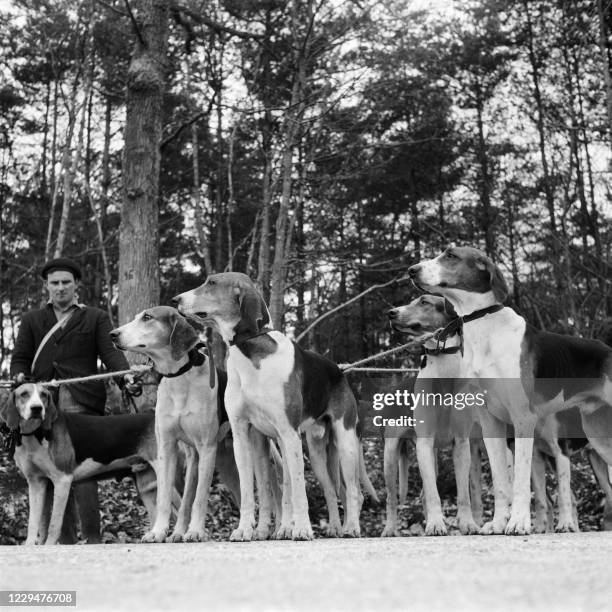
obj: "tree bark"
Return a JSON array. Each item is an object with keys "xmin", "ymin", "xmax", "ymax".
[{"xmin": 119, "ymin": 0, "xmax": 168, "ymax": 325}]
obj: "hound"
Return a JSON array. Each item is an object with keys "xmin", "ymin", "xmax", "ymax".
[
  {"xmin": 384, "ymin": 295, "xmax": 481, "ymax": 536},
  {"xmin": 110, "ymin": 306, "xmax": 240, "ymax": 543},
  {"xmin": 173, "ymin": 272, "xmax": 363, "ymax": 540},
  {"xmin": 408, "ymin": 245, "xmax": 612, "ymax": 535},
  {"xmin": 0, "ymin": 383, "xmax": 160, "ymax": 545}
]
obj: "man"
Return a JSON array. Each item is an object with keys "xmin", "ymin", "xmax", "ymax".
[{"xmin": 10, "ymin": 257, "xmax": 138, "ymax": 543}]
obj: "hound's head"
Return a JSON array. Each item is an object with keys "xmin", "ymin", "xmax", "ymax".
[
  {"xmin": 0, "ymin": 383, "xmax": 57, "ymax": 434},
  {"xmin": 109, "ymin": 306, "xmax": 199, "ymax": 362},
  {"xmin": 388, "ymin": 295, "xmax": 457, "ymax": 337},
  {"xmin": 407, "ymin": 245, "xmax": 508, "ymax": 312},
  {"xmin": 172, "ymin": 272, "xmax": 270, "ymax": 342}
]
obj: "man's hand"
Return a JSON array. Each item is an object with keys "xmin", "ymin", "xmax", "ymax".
[{"xmin": 123, "ymin": 373, "xmax": 143, "ymax": 396}]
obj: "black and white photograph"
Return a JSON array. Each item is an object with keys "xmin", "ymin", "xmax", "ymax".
[{"xmin": 1, "ymin": 0, "xmax": 612, "ymax": 610}]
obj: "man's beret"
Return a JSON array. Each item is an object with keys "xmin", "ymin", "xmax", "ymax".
[{"xmin": 41, "ymin": 257, "xmax": 82, "ymax": 281}]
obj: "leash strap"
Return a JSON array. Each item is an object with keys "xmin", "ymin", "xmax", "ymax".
[{"xmin": 31, "ymin": 307, "xmax": 78, "ymax": 372}]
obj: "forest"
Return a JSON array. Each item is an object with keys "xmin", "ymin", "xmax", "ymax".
[
  {"xmin": 1, "ymin": 0, "xmax": 610, "ymax": 371},
  {"xmin": 1, "ymin": 0, "xmax": 612, "ymax": 543}
]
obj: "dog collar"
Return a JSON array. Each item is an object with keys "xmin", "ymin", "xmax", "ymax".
[
  {"xmin": 433, "ymin": 304, "xmax": 505, "ymax": 357},
  {"xmin": 229, "ymin": 328, "xmax": 273, "ymax": 346},
  {"xmin": 2, "ymin": 426, "xmax": 52, "ymax": 456},
  {"xmin": 158, "ymin": 343, "xmax": 207, "ymax": 379}
]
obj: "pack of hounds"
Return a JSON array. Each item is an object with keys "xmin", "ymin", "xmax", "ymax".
[{"xmin": 2, "ymin": 246, "xmax": 612, "ymax": 545}]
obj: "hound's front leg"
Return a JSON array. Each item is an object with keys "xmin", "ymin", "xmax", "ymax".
[
  {"xmin": 453, "ymin": 437, "xmax": 481, "ymax": 535},
  {"xmin": 143, "ymin": 431, "xmax": 178, "ymax": 543},
  {"xmin": 25, "ymin": 476, "xmax": 47, "ymax": 545},
  {"xmin": 45, "ymin": 474, "xmax": 73, "ymax": 545},
  {"xmin": 505, "ymin": 414, "xmax": 537, "ymax": 535},
  {"xmin": 381, "ymin": 437, "xmax": 400, "ymax": 537},
  {"xmin": 275, "ymin": 444, "xmax": 294, "ymax": 540},
  {"xmin": 416, "ymin": 436, "xmax": 447, "ymax": 536},
  {"xmin": 250, "ymin": 429, "xmax": 274, "ymax": 540},
  {"xmin": 277, "ymin": 428, "xmax": 313, "ymax": 541},
  {"xmin": 184, "ymin": 442, "xmax": 217, "ymax": 542},
  {"xmin": 478, "ymin": 408, "xmax": 511, "ymax": 534},
  {"xmin": 167, "ymin": 443, "xmax": 198, "ymax": 542},
  {"xmin": 229, "ymin": 417, "xmax": 256, "ymax": 542}
]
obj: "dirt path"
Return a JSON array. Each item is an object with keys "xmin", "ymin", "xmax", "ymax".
[{"xmin": 2, "ymin": 533, "xmax": 611, "ymax": 611}]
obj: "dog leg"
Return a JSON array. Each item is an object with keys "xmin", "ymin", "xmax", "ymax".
[
  {"xmin": 332, "ymin": 421, "xmax": 360, "ymax": 538},
  {"xmin": 306, "ymin": 428, "xmax": 342, "ymax": 537},
  {"xmin": 276, "ymin": 427, "xmax": 313, "ymax": 540},
  {"xmin": 505, "ymin": 414, "xmax": 537, "ymax": 536},
  {"xmin": 251, "ymin": 429, "xmax": 274, "ymax": 541},
  {"xmin": 586, "ymin": 446, "xmax": 612, "ymax": 531},
  {"xmin": 531, "ymin": 448, "xmax": 549, "ymax": 534},
  {"xmin": 184, "ymin": 443, "xmax": 216, "ymax": 542},
  {"xmin": 45, "ymin": 474, "xmax": 73, "ymax": 545},
  {"xmin": 143, "ymin": 434, "xmax": 178, "ymax": 543},
  {"xmin": 275, "ymin": 443, "xmax": 294, "ymax": 540},
  {"xmin": 469, "ymin": 440, "xmax": 483, "ymax": 527},
  {"xmin": 478, "ymin": 408, "xmax": 511, "ymax": 534},
  {"xmin": 229, "ymin": 417, "xmax": 256, "ymax": 542},
  {"xmin": 381, "ymin": 437, "xmax": 401, "ymax": 537},
  {"xmin": 554, "ymin": 449, "xmax": 577, "ymax": 533},
  {"xmin": 416, "ymin": 436, "xmax": 446, "ymax": 536},
  {"xmin": 25, "ymin": 476, "xmax": 47, "ymax": 545},
  {"xmin": 453, "ymin": 437, "xmax": 480, "ymax": 535},
  {"xmin": 168, "ymin": 444, "xmax": 198, "ymax": 543}
]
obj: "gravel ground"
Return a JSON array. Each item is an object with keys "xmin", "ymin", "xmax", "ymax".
[{"xmin": 2, "ymin": 533, "xmax": 611, "ymax": 612}]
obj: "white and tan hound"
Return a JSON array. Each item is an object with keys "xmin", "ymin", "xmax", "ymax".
[
  {"xmin": 384, "ymin": 295, "xmax": 481, "ymax": 536},
  {"xmin": 110, "ymin": 306, "xmax": 240, "ymax": 543},
  {"xmin": 408, "ymin": 245, "xmax": 612, "ymax": 535},
  {"xmin": 0, "ymin": 383, "xmax": 163, "ymax": 545},
  {"xmin": 174, "ymin": 272, "xmax": 364, "ymax": 540}
]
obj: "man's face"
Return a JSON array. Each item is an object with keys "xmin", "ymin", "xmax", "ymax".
[{"xmin": 46, "ymin": 270, "xmax": 77, "ymax": 309}]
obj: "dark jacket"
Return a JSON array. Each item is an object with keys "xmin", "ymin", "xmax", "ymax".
[{"xmin": 10, "ymin": 304, "xmax": 129, "ymax": 414}]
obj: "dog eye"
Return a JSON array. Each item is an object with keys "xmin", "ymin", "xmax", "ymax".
[
  {"xmin": 446, "ymin": 251, "xmax": 458, "ymax": 259},
  {"xmin": 208, "ymin": 279, "xmax": 215, "ymax": 286},
  {"xmin": 420, "ymin": 298, "xmax": 428, "ymax": 305},
  {"xmin": 142, "ymin": 313, "xmax": 152, "ymax": 321}
]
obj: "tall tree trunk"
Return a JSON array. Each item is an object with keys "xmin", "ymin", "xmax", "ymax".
[
  {"xmin": 597, "ymin": 0, "xmax": 612, "ymax": 151},
  {"xmin": 119, "ymin": 0, "xmax": 168, "ymax": 325}
]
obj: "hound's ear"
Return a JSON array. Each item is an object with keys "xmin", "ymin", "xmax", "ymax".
[
  {"xmin": 487, "ymin": 261, "xmax": 509, "ymax": 303},
  {"xmin": 0, "ymin": 391, "xmax": 19, "ymax": 429},
  {"xmin": 475, "ymin": 256, "xmax": 509, "ymax": 303},
  {"xmin": 169, "ymin": 313, "xmax": 198, "ymax": 361},
  {"xmin": 238, "ymin": 286, "xmax": 270, "ymax": 335},
  {"xmin": 443, "ymin": 299, "xmax": 458, "ymax": 318},
  {"xmin": 42, "ymin": 390, "xmax": 58, "ymax": 430}
]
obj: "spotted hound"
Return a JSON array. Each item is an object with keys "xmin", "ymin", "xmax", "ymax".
[
  {"xmin": 0, "ymin": 383, "xmax": 162, "ymax": 545},
  {"xmin": 174, "ymin": 272, "xmax": 365, "ymax": 540},
  {"xmin": 409, "ymin": 245, "xmax": 612, "ymax": 535},
  {"xmin": 384, "ymin": 295, "xmax": 481, "ymax": 536},
  {"xmin": 110, "ymin": 306, "xmax": 240, "ymax": 543}
]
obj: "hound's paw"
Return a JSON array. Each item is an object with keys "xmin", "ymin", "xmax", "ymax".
[
  {"xmin": 555, "ymin": 519, "xmax": 578, "ymax": 534},
  {"xmin": 254, "ymin": 524, "xmax": 272, "ymax": 541},
  {"xmin": 341, "ymin": 523, "xmax": 361, "ymax": 538},
  {"xmin": 24, "ymin": 538, "xmax": 37, "ymax": 546},
  {"xmin": 424, "ymin": 517, "xmax": 448, "ymax": 536},
  {"xmin": 324, "ymin": 521, "xmax": 343, "ymax": 538},
  {"xmin": 380, "ymin": 524, "xmax": 400, "ymax": 537},
  {"xmin": 532, "ymin": 517, "xmax": 548, "ymax": 534},
  {"xmin": 457, "ymin": 517, "xmax": 481, "ymax": 536},
  {"xmin": 275, "ymin": 525, "xmax": 293, "ymax": 540},
  {"xmin": 184, "ymin": 529, "xmax": 208, "ymax": 542},
  {"xmin": 230, "ymin": 525, "xmax": 254, "ymax": 542},
  {"xmin": 505, "ymin": 514, "xmax": 531, "ymax": 536},
  {"xmin": 166, "ymin": 532, "xmax": 184, "ymax": 543},
  {"xmin": 292, "ymin": 524, "xmax": 314, "ymax": 541},
  {"xmin": 481, "ymin": 517, "xmax": 508, "ymax": 535},
  {"xmin": 142, "ymin": 530, "xmax": 167, "ymax": 543}
]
